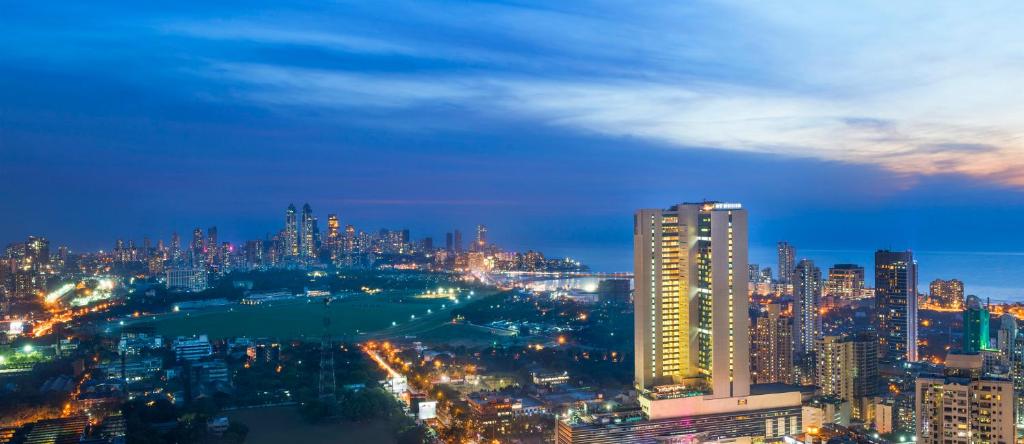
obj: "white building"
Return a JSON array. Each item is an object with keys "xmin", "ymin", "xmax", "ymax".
[
  {"xmin": 173, "ymin": 335, "xmax": 213, "ymax": 362},
  {"xmin": 166, "ymin": 267, "xmax": 207, "ymax": 292}
]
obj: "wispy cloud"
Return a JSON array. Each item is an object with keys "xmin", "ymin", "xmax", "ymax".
[{"xmin": 165, "ymin": 0, "xmax": 1024, "ymax": 186}]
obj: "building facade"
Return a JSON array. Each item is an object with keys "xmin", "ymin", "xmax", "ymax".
[
  {"xmin": 777, "ymin": 242, "xmax": 796, "ymax": 285},
  {"xmin": 633, "ymin": 201, "xmax": 749, "ymax": 397},
  {"xmin": 874, "ymin": 250, "xmax": 918, "ymax": 362},
  {"xmin": 826, "ymin": 264, "xmax": 865, "ymax": 300},
  {"xmin": 752, "ymin": 303, "xmax": 794, "ymax": 384},
  {"xmin": 928, "ymin": 278, "xmax": 964, "ymax": 310},
  {"xmin": 916, "ymin": 353, "xmax": 1014, "ymax": 444},
  {"xmin": 962, "ymin": 295, "xmax": 990, "ymax": 353},
  {"xmin": 816, "ymin": 333, "xmax": 879, "ymax": 420}
]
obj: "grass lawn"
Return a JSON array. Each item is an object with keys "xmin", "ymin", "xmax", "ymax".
[
  {"xmin": 141, "ymin": 295, "xmax": 445, "ymax": 340},
  {"xmin": 227, "ymin": 405, "xmax": 395, "ymax": 444},
  {"xmin": 138, "ymin": 290, "xmax": 502, "ymax": 340}
]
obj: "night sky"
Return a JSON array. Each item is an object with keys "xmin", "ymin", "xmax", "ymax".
[{"xmin": 5, "ymin": 1, "xmax": 1024, "ymax": 296}]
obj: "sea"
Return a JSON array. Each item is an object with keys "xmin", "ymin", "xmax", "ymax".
[{"xmin": 549, "ymin": 244, "xmax": 1024, "ymax": 303}]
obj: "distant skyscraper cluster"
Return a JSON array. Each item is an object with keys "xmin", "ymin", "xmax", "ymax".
[
  {"xmin": 0, "ymin": 203, "xmax": 588, "ymax": 305},
  {"xmin": 0, "ymin": 236, "xmax": 56, "ymax": 316}
]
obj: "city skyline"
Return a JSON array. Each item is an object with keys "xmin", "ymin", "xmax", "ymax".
[{"xmin": 8, "ymin": 2, "xmax": 1024, "ymax": 443}]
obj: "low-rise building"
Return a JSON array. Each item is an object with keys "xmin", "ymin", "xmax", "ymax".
[{"xmin": 173, "ymin": 335, "xmax": 213, "ymax": 362}]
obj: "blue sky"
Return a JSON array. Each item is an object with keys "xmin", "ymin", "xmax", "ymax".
[{"xmin": 4, "ymin": 1, "xmax": 1024, "ymax": 295}]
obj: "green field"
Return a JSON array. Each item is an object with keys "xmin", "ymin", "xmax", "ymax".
[{"xmin": 136, "ymin": 291, "xmax": 497, "ymax": 340}]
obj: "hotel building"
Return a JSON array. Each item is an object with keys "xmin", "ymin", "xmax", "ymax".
[{"xmin": 556, "ymin": 202, "xmax": 801, "ymax": 443}]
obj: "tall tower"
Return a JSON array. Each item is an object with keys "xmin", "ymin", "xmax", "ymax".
[
  {"xmin": 962, "ymin": 295, "xmax": 990, "ymax": 353},
  {"xmin": 633, "ymin": 201, "xmax": 749, "ymax": 398},
  {"xmin": 453, "ymin": 230, "xmax": 463, "ymax": 254},
  {"xmin": 777, "ymin": 241, "xmax": 795, "ymax": 284},
  {"xmin": 343, "ymin": 224, "xmax": 356, "ymax": 254},
  {"xmin": 191, "ymin": 228, "xmax": 204, "ymax": 266},
  {"xmin": 326, "ymin": 214, "xmax": 340, "ymax": 260},
  {"xmin": 206, "ymin": 226, "xmax": 218, "ymax": 265},
  {"xmin": 170, "ymin": 231, "xmax": 181, "ymax": 263},
  {"xmin": 476, "ymin": 224, "xmax": 487, "ymax": 249},
  {"xmin": 752, "ymin": 303, "xmax": 794, "ymax": 384},
  {"xmin": 875, "ymin": 250, "xmax": 918, "ymax": 362},
  {"xmin": 793, "ymin": 259, "xmax": 822, "ymax": 355},
  {"xmin": 285, "ymin": 204, "xmax": 299, "ymax": 259},
  {"xmin": 301, "ymin": 204, "xmax": 316, "ymax": 262},
  {"xmin": 319, "ymin": 298, "xmax": 336, "ymax": 400}
]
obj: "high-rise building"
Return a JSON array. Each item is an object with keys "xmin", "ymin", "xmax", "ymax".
[
  {"xmin": 793, "ymin": 258, "xmax": 822, "ymax": 355},
  {"xmin": 476, "ymin": 224, "xmax": 487, "ymax": 249},
  {"xmin": 26, "ymin": 236, "xmax": 50, "ymax": 271},
  {"xmin": 816, "ymin": 333, "xmax": 879, "ymax": 420},
  {"xmin": 916, "ymin": 352, "xmax": 1015, "ymax": 444},
  {"xmin": 190, "ymin": 228, "xmax": 204, "ymax": 266},
  {"xmin": 962, "ymin": 295, "xmax": 990, "ymax": 353},
  {"xmin": 284, "ymin": 204, "xmax": 299, "ymax": 259},
  {"xmin": 826, "ymin": 264, "xmax": 865, "ymax": 300},
  {"xmin": 343, "ymin": 224, "xmax": 356, "ymax": 254},
  {"xmin": 777, "ymin": 241, "xmax": 796, "ymax": 284},
  {"xmin": 300, "ymin": 203, "xmax": 316, "ymax": 262},
  {"xmin": 244, "ymin": 240, "xmax": 263, "ymax": 269},
  {"xmin": 633, "ymin": 201, "xmax": 750, "ymax": 397},
  {"xmin": 206, "ymin": 226, "xmax": 218, "ymax": 265},
  {"xmin": 445, "ymin": 232, "xmax": 454, "ymax": 252},
  {"xmin": 875, "ymin": 250, "xmax": 918, "ymax": 363},
  {"xmin": 170, "ymin": 231, "xmax": 181, "ymax": 263},
  {"xmin": 557, "ymin": 201, "xmax": 802, "ymax": 443},
  {"xmin": 326, "ymin": 214, "xmax": 340, "ymax": 259},
  {"xmin": 752, "ymin": 303, "xmax": 794, "ymax": 384},
  {"xmin": 928, "ymin": 278, "xmax": 964, "ymax": 310},
  {"xmin": 453, "ymin": 230, "xmax": 463, "ymax": 254},
  {"xmin": 996, "ymin": 314, "xmax": 1024, "ymax": 425}
]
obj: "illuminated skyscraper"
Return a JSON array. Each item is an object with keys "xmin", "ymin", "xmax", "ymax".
[
  {"xmin": 191, "ymin": 228, "xmax": 203, "ymax": 266},
  {"xmin": 962, "ymin": 295, "xmax": 990, "ymax": 353},
  {"xmin": 25, "ymin": 236, "xmax": 49, "ymax": 271},
  {"xmin": 875, "ymin": 250, "xmax": 918, "ymax": 363},
  {"xmin": 995, "ymin": 314, "xmax": 1024, "ymax": 424},
  {"xmin": 343, "ymin": 224, "xmax": 356, "ymax": 254},
  {"xmin": 793, "ymin": 258, "xmax": 822, "ymax": 355},
  {"xmin": 476, "ymin": 224, "xmax": 487, "ymax": 249},
  {"xmin": 777, "ymin": 241, "xmax": 796, "ymax": 284},
  {"xmin": 300, "ymin": 203, "xmax": 316, "ymax": 262},
  {"xmin": 633, "ymin": 201, "xmax": 749, "ymax": 397},
  {"xmin": 752, "ymin": 303, "xmax": 794, "ymax": 384},
  {"xmin": 206, "ymin": 226, "xmax": 218, "ymax": 265},
  {"xmin": 284, "ymin": 204, "xmax": 298, "ymax": 259},
  {"xmin": 170, "ymin": 231, "xmax": 181, "ymax": 263},
  {"xmin": 326, "ymin": 214, "xmax": 340, "ymax": 260}
]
